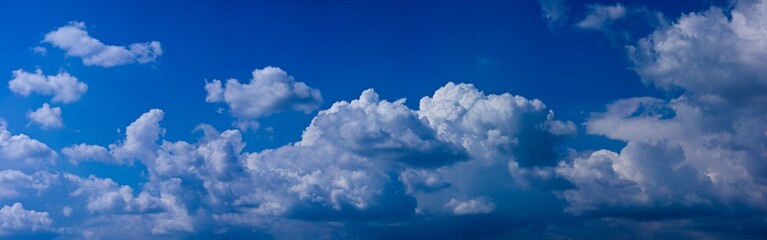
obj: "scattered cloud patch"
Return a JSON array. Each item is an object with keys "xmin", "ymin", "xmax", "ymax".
[
  {"xmin": 205, "ymin": 66, "xmax": 322, "ymax": 130},
  {"xmin": 61, "ymin": 144, "xmax": 114, "ymax": 164},
  {"xmin": 0, "ymin": 203, "xmax": 52, "ymax": 235},
  {"xmin": 2, "ymin": 1, "xmax": 767, "ymax": 238},
  {"xmin": 8, "ymin": 69, "xmax": 87, "ymax": 103},
  {"xmin": 26, "ymin": 103, "xmax": 63, "ymax": 129},
  {"xmin": 554, "ymin": 0, "xmax": 767, "ymax": 231},
  {"xmin": 576, "ymin": 3, "xmax": 626, "ymax": 30},
  {"xmin": 0, "ymin": 122, "xmax": 57, "ymax": 170},
  {"xmin": 630, "ymin": 0, "xmax": 767, "ymax": 110},
  {"xmin": 43, "ymin": 21, "xmax": 162, "ymax": 67},
  {"xmin": 31, "ymin": 46, "xmax": 47, "ymax": 56}
]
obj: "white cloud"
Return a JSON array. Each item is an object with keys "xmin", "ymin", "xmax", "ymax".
[
  {"xmin": 205, "ymin": 66, "xmax": 322, "ymax": 130},
  {"xmin": 571, "ymin": 96, "xmax": 767, "ymax": 214},
  {"xmin": 27, "ymin": 103, "xmax": 63, "ymax": 129},
  {"xmin": 558, "ymin": 0, "xmax": 767, "ymax": 219},
  {"xmin": 62, "ymin": 206, "xmax": 72, "ymax": 217},
  {"xmin": 8, "ymin": 69, "xmax": 87, "ymax": 103},
  {"xmin": 576, "ymin": 3, "xmax": 626, "ymax": 30},
  {"xmin": 630, "ymin": 0, "xmax": 767, "ymax": 112},
  {"xmin": 31, "ymin": 46, "xmax": 47, "ymax": 56},
  {"xmin": 418, "ymin": 82, "xmax": 575, "ymax": 167},
  {"xmin": 298, "ymin": 88, "xmax": 468, "ymax": 168},
  {"xmin": 0, "ymin": 122, "xmax": 57, "ymax": 170},
  {"xmin": 62, "ymin": 109, "xmax": 164, "ymax": 167},
  {"xmin": 65, "ymin": 174, "xmax": 163, "ymax": 214},
  {"xmin": 109, "ymin": 109, "xmax": 165, "ymax": 163},
  {"xmin": 43, "ymin": 21, "xmax": 162, "ymax": 67},
  {"xmin": 0, "ymin": 170, "xmax": 56, "ymax": 200},
  {"xmin": 444, "ymin": 197, "xmax": 496, "ymax": 215},
  {"xmin": 0, "ymin": 203, "xmax": 52, "ymax": 234},
  {"xmin": 61, "ymin": 144, "xmax": 115, "ymax": 164},
  {"xmin": 538, "ymin": 0, "xmax": 568, "ymax": 27}
]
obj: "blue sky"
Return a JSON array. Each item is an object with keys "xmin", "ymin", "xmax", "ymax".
[{"xmin": 0, "ymin": 0, "xmax": 765, "ymax": 239}]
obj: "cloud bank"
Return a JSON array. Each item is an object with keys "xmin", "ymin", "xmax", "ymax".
[{"xmin": 2, "ymin": 0, "xmax": 767, "ymax": 238}]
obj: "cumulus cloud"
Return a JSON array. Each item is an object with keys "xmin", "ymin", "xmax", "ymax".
[
  {"xmin": 62, "ymin": 109, "xmax": 164, "ymax": 165},
  {"xmin": 538, "ymin": 0, "xmax": 568, "ymax": 27},
  {"xmin": 298, "ymin": 88, "xmax": 468, "ymax": 168},
  {"xmin": 418, "ymin": 82, "xmax": 575, "ymax": 167},
  {"xmin": 555, "ymin": 0, "xmax": 767, "ymax": 231},
  {"xmin": 3, "ymin": 1, "xmax": 767, "ymax": 238},
  {"xmin": 109, "ymin": 109, "xmax": 165, "ymax": 163},
  {"xmin": 205, "ymin": 66, "xmax": 322, "ymax": 130},
  {"xmin": 0, "ymin": 170, "xmax": 56, "ymax": 200},
  {"xmin": 64, "ymin": 174, "xmax": 163, "ymax": 214},
  {"xmin": 26, "ymin": 103, "xmax": 63, "ymax": 129},
  {"xmin": 0, "ymin": 203, "xmax": 52, "ymax": 235},
  {"xmin": 0, "ymin": 121, "xmax": 57, "ymax": 170},
  {"xmin": 629, "ymin": 0, "xmax": 767, "ymax": 112},
  {"xmin": 43, "ymin": 21, "xmax": 162, "ymax": 67},
  {"xmin": 49, "ymin": 79, "xmax": 577, "ymax": 238},
  {"xmin": 8, "ymin": 69, "xmax": 87, "ymax": 103},
  {"xmin": 61, "ymin": 144, "xmax": 114, "ymax": 164}
]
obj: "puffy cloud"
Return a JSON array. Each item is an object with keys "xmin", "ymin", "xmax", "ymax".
[
  {"xmin": 58, "ymin": 175, "xmax": 195, "ymax": 237},
  {"xmin": 0, "ymin": 203, "xmax": 52, "ymax": 235},
  {"xmin": 556, "ymin": 145, "xmax": 715, "ymax": 216},
  {"xmin": 26, "ymin": 103, "xmax": 63, "ymax": 129},
  {"xmin": 205, "ymin": 66, "xmax": 322, "ymax": 130},
  {"xmin": 63, "ymin": 109, "xmax": 164, "ymax": 166},
  {"xmin": 444, "ymin": 198, "xmax": 496, "ymax": 215},
  {"xmin": 43, "ymin": 21, "xmax": 162, "ymax": 67},
  {"xmin": 3, "ymin": 1, "xmax": 767, "ymax": 238},
  {"xmin": 573, "ymin": 96, "xmax": 767, "ymax": 213},
  {"xmin": 0, "ymin": 122, "xmax": 57, "ymax": 170},
  {"xmin": 418, "ymin": 82, "xmax": 575, "ymax": 167},
  {"xmin": 0, "ymin": 170, "xmax": 56, "ymax": 200},
  {"xmin": 109, "ymin": 109, "xmax": 164, "ymax": 163},
  {"xmin": 537, "ymin": 0, "xmax": 568, "ymax": 27},
  {"xmin": 61, "ymin": 144, "xmax": 114, "ymax": 164},
  {"xmin": 629, "ymin": 0, "xmax": 767, "ymax": 113},
  {"xmin": 64, "ymin": 174, "xmax": 163, "ymax": 214},
  {"xmin": 557, "ymin": 0, "xmax": 767, "ymax": 228},
  {"xmin": 298, "ymin": 88, "xmax": 468, "ymax": 168},
  {"xmin": 8, "ymin": 69, "xmax": 87, "ymax": 103},
  {"xmin": 576, "ymin": 3, "xmax": 626, "ymax": 30}
]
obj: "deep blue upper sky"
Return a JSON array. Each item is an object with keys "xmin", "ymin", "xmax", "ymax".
[
  {"xmin": 0, "ymin": 0, "xmax": 763, "ymax": 239},
  {"xmin": 1, "ymin": 0, "xmax": 713, "ymax": 151}
]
